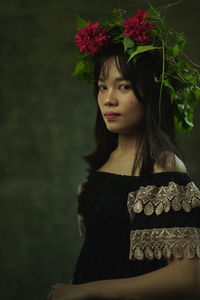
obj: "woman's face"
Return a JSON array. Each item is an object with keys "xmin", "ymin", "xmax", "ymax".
[{"xmin": 97, "ymin": 57, "xmax": 145, "ymax": 135}]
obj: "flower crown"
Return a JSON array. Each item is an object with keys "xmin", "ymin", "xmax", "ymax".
[{"xmin": 73, "ymin": 2, "xmax": 200, "ymax": 137}]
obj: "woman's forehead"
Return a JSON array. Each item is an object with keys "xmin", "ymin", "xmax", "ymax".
[{"xmin": 99, "ymin": 57, "xmax": 121, "ymax": 80}]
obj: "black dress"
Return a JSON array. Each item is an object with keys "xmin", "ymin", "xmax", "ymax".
[{"xmin": 72, "ymin": 169, "xmax": 200, "ymax": 284}]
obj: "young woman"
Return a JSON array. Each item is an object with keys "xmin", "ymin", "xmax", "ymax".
[{"xmin": 48, "ymin": 6, "xmax": 200, "ymax": 300}]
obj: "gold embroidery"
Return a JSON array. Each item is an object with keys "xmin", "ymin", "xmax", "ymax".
[
  {"xmin": 127, "ymin": 181, "xmax": 200, "ymax": 216},
  {"xmin": 129, "ymin": 227, "xmax": 200, "ymax": 261}
]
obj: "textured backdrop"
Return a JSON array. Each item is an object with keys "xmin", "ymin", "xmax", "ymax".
[{"xmin": 1, "ymin": 0, "xmax": 200, "ymax": 299}]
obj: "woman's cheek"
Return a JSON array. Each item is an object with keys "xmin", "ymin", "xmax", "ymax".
[
  {"xmin": 97, "ymin": 97, "xmax": 102, "ymax": 110},
  {"xmin": 98, "ymin": 99, "xmax": 104, "ymax": 116}
]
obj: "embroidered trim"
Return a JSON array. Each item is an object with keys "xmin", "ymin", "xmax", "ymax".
[
  {"xmin": 127, "ymin": 181, "xmax": 200, "ymax": 216},
  {"xmin": 129, "ymin": 227, "xmax": 200, "ymax": 261}
]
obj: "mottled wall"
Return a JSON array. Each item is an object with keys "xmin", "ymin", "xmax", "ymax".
[{"xmin": 1, "ymin": 0, "xmax": 200, "ymax": 299}]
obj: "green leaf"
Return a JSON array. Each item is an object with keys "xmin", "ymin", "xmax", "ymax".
[
  {"xmin": 184, "ymin": 113, "xmax": 194, "ymax": 127},
  {"xmin": 174, "ymin": 60, "xmax": 188, "ymax": 74},
  {"xmin": 174, "ymin": 115, "xmax": 183, "ymax": 137},
  {"xmin": 112, "ymin": 34, "xmax": 124, "ymax": 43},
  {"xmin": 110, "ymin": 8, "xmax": 126, "ymax": 25},
  {"xmin": 147, "ymin": 4, "xmax": 161, "ymax": 21},
  {"xmin": 194, "ymin": 86, "xmax": 200, "ymax": 97},
  {"xmin": 161, "ymin": 0, "xmax": 183, "ymax": 11},
  {"xmin": 128, "ymin": 45, "xmax": 161, "ymax": 62},
  {"xmin": 123, "ymin": 37, "xmax": 135, "ymax": 52},
  {"xmin": 76, "ymin": 15, "xmax": 88, "ymax": 30},
  {"xmin": 162, "ymin": 79, "xmax": 174, "ymax": 90},
  {"xmin": 177, "ymin": 103, "xmax": 185, "ymax": 112},
  {"xmin": 72, "ymin": 60, "xmax": 85, "ymax": 76},
  {"xmin": 172, "ymin": 44, "xmax": 181, "ymax": 57},
  {"xmin": 154, "ymin": 75, "xmax": 161, "ymax": 83},
  {"xmin": 183, "ymin": 73, "xmax": 196, "ymax": 83}
]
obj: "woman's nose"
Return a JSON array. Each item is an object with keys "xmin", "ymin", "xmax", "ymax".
[{"xmin": 104, "ymin": 89, "xmax": 118, "ymax": 106}]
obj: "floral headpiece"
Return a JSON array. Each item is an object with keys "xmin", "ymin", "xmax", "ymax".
[{"xmin": 73, "ymin": 1, "xmax": 200, "ymax": 136}]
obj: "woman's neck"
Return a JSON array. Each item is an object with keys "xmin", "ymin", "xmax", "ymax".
[{"xmin": 114, "ymin": 132, "xmax": 143, "ymax": 157}]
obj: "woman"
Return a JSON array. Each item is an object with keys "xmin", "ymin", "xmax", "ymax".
[{"xmin": 48, "ymin": 6, "xmax": 200, "ymax": 300}]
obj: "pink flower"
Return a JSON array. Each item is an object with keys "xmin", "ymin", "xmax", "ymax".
[
  {"xmin": 74, "ymin": 22, "xmax": 110, "ymax": 55},
  {"xmin": 124, "ymin": 9, "xmax": 154, "ymax": 43}
]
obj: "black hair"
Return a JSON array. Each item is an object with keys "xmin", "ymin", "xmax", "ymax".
[{"xmin": 84, "ymin": 43, "xmax": 185, "ymax": 176}]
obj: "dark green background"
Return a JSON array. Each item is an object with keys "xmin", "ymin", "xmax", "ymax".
[{"xmin": 1, "ymin": 0, "xmax": 200, "ymax": 299}]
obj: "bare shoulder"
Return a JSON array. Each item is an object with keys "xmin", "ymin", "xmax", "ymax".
[
  {"xmin": 153, "ymin": 151, "xmax": 187, "ymax": 174},
  {"xmin": 173, "ymin": 154, "xmax": 187, "ymax": 173}
]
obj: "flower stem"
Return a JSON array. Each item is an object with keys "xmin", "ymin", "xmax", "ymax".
[
  {"xmin": 148, "ymin": 4, "xmax": 165, "ymax": 128},
  {"xmin": 159, "ymin": 34, "xmax": 165, "ymax": 128}
]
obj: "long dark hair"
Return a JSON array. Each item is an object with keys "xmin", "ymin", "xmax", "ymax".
[{"xmin": 84, "ymin": 43, "xmax": 185, "ymax": 176}]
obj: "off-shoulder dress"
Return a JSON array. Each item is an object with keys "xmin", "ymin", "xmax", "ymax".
[{"xmin": 72, "ymin": 169, "xmax": 200, "ymax": 284}]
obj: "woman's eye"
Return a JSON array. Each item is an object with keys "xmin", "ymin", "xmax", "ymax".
[
  {"xmin": 119, "ymin": 84, "xmax": 131, "ymax": 90},
  {"xmin": 98, "ymin": 85, "xmax": 107, "ymax": 91}
]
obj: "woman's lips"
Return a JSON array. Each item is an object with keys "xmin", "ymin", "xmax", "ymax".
[{"xmin": 104, "ymin": 113, "xmax": 121, "ymax": 120}]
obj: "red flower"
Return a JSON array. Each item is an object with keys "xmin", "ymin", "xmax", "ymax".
[
  {"xmin": 74, "ymin": 22, "xmax": 110, "ymax": 55},
  {"xmin": 124, "ymin": 9, "xmax": 154, "ymax": 43}
]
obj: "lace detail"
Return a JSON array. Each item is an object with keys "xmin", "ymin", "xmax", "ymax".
[
  {"xmin": 129, "ymin": 227, "xmax": 200, "ymax": 261},
  {"xmin": 127, "ymin": 181, "xmax": 200, "ymax": 216}
]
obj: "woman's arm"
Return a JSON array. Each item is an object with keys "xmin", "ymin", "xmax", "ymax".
[
  {"xmin": 83, "ymin": 257, "xmax": 200, "ymax": 300},
  {"xmin": 77, "ymin": 214, "xmax": 86, "ymax": 237}
]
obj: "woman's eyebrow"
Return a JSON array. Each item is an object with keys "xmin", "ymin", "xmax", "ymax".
[{"xmin": 98, "ymin": 76, "xmax": 127, "ymax": 82}]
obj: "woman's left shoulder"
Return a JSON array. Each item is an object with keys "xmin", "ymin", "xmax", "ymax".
[{"xmin": 153, "ymin": 151, "xmax": 187, "ymax": 174}]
